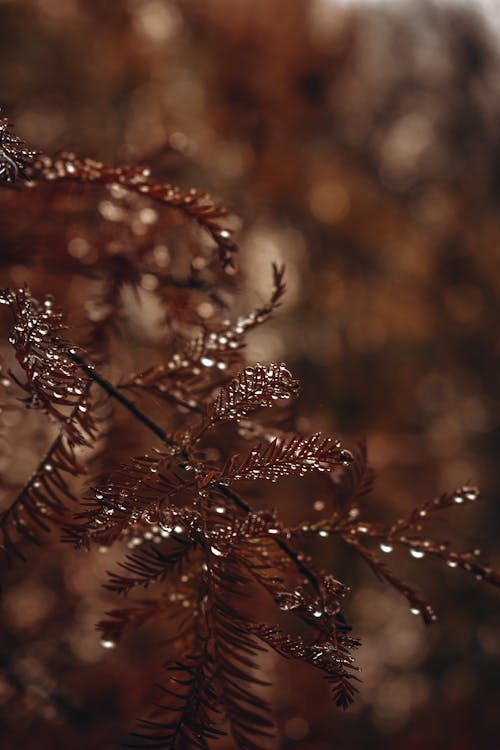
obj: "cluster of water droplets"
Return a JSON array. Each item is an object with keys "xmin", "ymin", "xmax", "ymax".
[
  {"xmin": 0, "ymin": 288, "xmax": 91, "ymax": 420},
  {"xmin": 275, "ymin": 586, "xmax": 339, "ymax": 620},
  {"xmin": 0, "ymin": 114, "xmax": 38, "ymax": 183},
  {"xmin": 211, "ymin": 363, "xmax": 299, "ymax": 424},
  {"xmin": 310, "ymin": 642, "xmax": 354, "ymax": 667},
  {"xmin": 408, "ymin": 603, "xmax": 437, "ymax": 622},
  {"xmin": 100, "ymin": 638, "xmax": 116, "ymax": 650},
  {"xmin": 453, "ymin": 485, "xmax": 479, "ymax": 504},
  {"xmin": 230, "ymin": 433, "xmax": 353, "ymax": 484}
]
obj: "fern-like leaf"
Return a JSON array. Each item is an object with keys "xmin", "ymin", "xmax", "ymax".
[
  {"xmin": 104, "ymin": 536, "xmax": 196, "ymax": 595},
  {"xmin": 123, "ymin": 264, "xmax": 287, "ymax": 411},
  {"xmin": 219, "ymin": 433, "xmax": 353, "ymax": 484},
  {"xmin": 26, "ymin": 154, "xmax": 237, "ymax": 269},
  {"xmin": 128, "ymin": 650, "xmax": 222, "ymax": 750},
  {"xmin": 65, "ymin": 449, "xmax": 196, "ymax": 547},
  {"xmin": 207, "ymin": 556, "xmax": 275, "ymax": 749},
  {"xmin": 251, "ymin": 623, "xmax": 360, "ymax": 709},
  {"xmin": 0, "ymin": 112, "xmax": 38, "ymax": 183},
  {"xmin": 207, "ymin": 363, "xmax": 299, "ymax": 425},
  {"xmin": 0, "ymin": 287, "xmax": 92, "ymax": 442},
  {"xmin": 0, "ymin": 392, "xmax": 95, "ymax": 561}
]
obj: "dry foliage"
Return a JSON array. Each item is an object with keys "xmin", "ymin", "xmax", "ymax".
[{"xmin": 0, "ymin": 111, "xmax": 498, "ymax": 749}]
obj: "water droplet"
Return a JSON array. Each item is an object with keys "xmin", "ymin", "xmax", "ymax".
[
  {"xmin": 339, "ymin": 450, "xmax": 354, "ymax": 465},
  {"xmin": 462, "ymin": 485, "xmax": 479, "ymax": 502},
  {"xmin": 276, "ymin": 590, "xmax": 303, "ymax": 611},
  {"xmin": 380, "ymin": 544, "xmax": 393, "ymax": 554},
  {"xmin": 447, "ymin": 560, "xmax": 458, "ymax": 568},
  {"xmin": 210, "ymin": 545, "xmax": 223, "ymax": 556},
  {"xmin": 215, "ymin": 506, "xmax": 225, "ymax": 514},
  {"xmin": 410, "ymin": 607, "xmax": 420, "ymax": 616},
  {"xmin": 318, "ymin": 530, "xmax": 329, "ymax": 538},
  {"xmin": 200, "ymin": 356, "xmax": 215, "ymax": 368},
  {"xmin": 410, "ymin": 549, "xmax": 425, "ymax": 559}
]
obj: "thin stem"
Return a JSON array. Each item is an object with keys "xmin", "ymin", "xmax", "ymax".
[
  {"xmin": 218, "ymin": 485, "xmax": 322, "ymax": 596},
  {"xmin": 68, "ymin": 351, "xmax": 175, "ymax": 447}
]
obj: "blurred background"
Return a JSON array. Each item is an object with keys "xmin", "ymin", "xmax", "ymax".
[{"xmin": 0, "ymin": 0, "xmax": 499, "ymax": 748}]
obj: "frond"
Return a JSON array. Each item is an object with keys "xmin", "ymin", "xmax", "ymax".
[
  {"xmin": 0, "ymin": 112, "xmax": 38, "ymax": 183},
  {"xmin": 341, "ymin": 537, "xmax": 437, "ymax": 624},
  {"xmin": 219, "ymin": 433, "xmax": 353, "ymax": 484},
  {"xmin": 251, "ymin": 623, "xmax": 360, "ymax": 710},
  {"xmin": 311, "ymin": 483, "xmax": 500, "ymax": 622},
  {"xmin": 124, "ymin": 582, "xmax": 222, "ymax": 750},
  {"xmin": 0, "ymin": 287, "xmax": 93, "ymax": 443},
  {"xmin": 26, "ymin": 154, "xmax": 237, "ymax": 269},
  {"xmin": 208, "ymin": 557, "xmax": 275, "ymax": 749},
  {"xmin": 122, "ymin": 264, "xmax": 286, "ymax": 409},
  {"xmin": 128, "ymin": 650, "xmax": 222, "ymax": 750},
  {"xmin": 218, "ymin": 261, "xmax": 286, "ymax": 338},
  {"xmin": 64, "ymin": 449, "xmax": 196, "ymax": 547},
  {"xmin": 399, "ymin": 484, "xmax": 480, "ymax": 530},
  {"xmin": 206, "ymin": 363, "xmax": 299, "ymax": 426},
  {"xmin": 104, "ymin": 537, "xmax": 196, "ymax": 595},
  {"xmin": 0, "ymin": 392, "xmax": 95, "ymax": 562}
]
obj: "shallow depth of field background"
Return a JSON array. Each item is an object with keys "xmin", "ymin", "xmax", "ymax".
[{"xmin": 0, "ymin": 1, "xmax": 499, "ymax": 748}]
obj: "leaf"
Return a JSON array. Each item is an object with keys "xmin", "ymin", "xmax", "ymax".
[
  {"xmin": 0, "ymin": 287, "xmax": 93, "ymax": 443},
  {"xmin": 219, "ymin": 433, "xmax": 353, "ymax": 484},
  {"xmin": 26, "ymin": 154, "xmax": 238, "ymax": 269},
  {"xmin": 341, "ymin": 537, "xmax": 437, "ymax": 624},
  {"xmin": 122, "ymin": 264, "xmax": 287, "ymax": 410},
  {"xmin": 207, "ymin": 363, "xmax": 299, "ymax": 425},
  {"xmin": 104, "ymin": 537, "xmax": 196, "ymax": 595},
  {"xmin": 64, "ymin": 450, "xmax": 195, "ymax": 548},
  {"xmin": 207, "ymin": 557, "xmax": 275, "ymax": 749},
  {"xmin": 128, "ymin": 651, "xmax": 222, "ymax": 749},
  {"xmin": 0, "ymin": 391, "xmax": 96, "ymax": 562},
  {"xmin": 0, "ymin": 112, "xmax": 38, "ymax": 183},
  {"xmin": 250, "ymin": 623, "xmax": 360, "ymax": 710}
]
